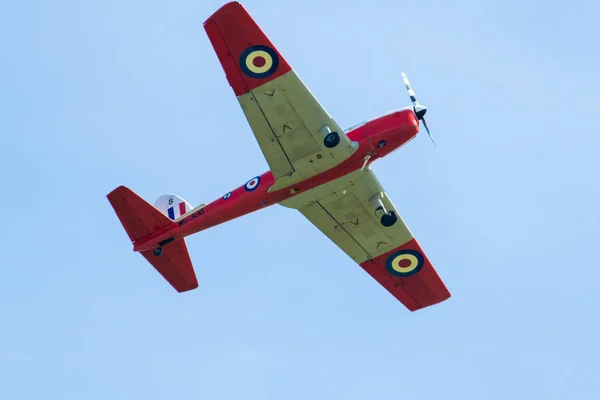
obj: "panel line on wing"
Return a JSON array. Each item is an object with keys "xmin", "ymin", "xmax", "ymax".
[
  {"xmin": 315, "ymin": 201, "xmax": 374, "ymax": 260},
  {"xmin": 250, "ymin": 90, "xmax": 296, "ymax": 172},
  {"xmin": 209, "ymin": 20, "xmax": 295, "ymax": 174}
]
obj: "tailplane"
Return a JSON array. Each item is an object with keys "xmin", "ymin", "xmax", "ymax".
[{"xmin": 107, "ymin": 186, "xmax": 199, "ymax": 292}]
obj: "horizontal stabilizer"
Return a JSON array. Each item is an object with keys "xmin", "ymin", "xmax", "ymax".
[
  {"xmin": 107, "ymin": 186, "xmax": 172, "ymax": 243},
  {"xmin": 107, "ymin": 186, "xmax": 198, "ymax": 292},
  {"xmin": 140, "ymin": 239, "xmax": 198, "ymax": 292}
]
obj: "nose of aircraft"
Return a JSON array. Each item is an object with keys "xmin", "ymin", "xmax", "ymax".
[{"xmin": 414, "ymin": 104, "xmax": 427, "ymax": 120}]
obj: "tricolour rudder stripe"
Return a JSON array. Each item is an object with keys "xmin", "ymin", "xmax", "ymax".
[{"xmin": 203, "ymin": 1, "xmax": 292, "ymax": 96}]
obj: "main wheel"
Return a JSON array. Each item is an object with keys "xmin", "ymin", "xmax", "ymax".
[
  {"xmin": 324, "ymin": 131, "xmax": 340, "ymax": 148},
  {"xmin": 380, "ymin": 211, "xmax": 398, "ymax": 227},
  {"xmin": 153, "ymin": 247, "xmax": 163, "ymax": 256}
]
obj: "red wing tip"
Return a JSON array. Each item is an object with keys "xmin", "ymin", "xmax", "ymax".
[
  {"xmin": 407, "ymin": 291, "xmax": 451, "ymax": 312},
  {"xmin": 203, "ymin": 1, "xmax": 244, "ymax": 25},
  {"xmin": 176, "ymin": 281, "xmax": 199, "ymax": 293}
]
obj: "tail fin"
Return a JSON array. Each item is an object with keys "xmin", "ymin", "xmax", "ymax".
[{"xmin": 107, "ymin": 186, "xmax": 199, "ymax": 292}]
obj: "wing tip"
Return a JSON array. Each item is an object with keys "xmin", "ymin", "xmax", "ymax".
[
  {"xmin": 203, "ymin": 1, "xmax": 244, "ymax": 25},
  {"xmin": 202, "ymin": 0, "xmax": 292, "ymax": 96},
  {"xmin": 176, "ymin": 281, "xmax": 200, "ymax": 293},
  {"xmin": 359, "ymin": 238, "xmax": 452, "ymax": 312},
  {"xmin": 408, "ymin": 291, "xmax": 451, "ymax": 312}
]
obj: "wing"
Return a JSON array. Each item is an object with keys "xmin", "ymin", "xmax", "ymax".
[
  {"xmin": 204, "ymin": 2, "xmax": 357, "ymax": 191},
  {"xmin": 280, "ymin": 169, "xmax": 451, "ymax": 311}
]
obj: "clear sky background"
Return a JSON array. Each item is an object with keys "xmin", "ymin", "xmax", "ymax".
[{"xmin": 1, "ymin": 0, "xmax": 599, "ymax": 399}]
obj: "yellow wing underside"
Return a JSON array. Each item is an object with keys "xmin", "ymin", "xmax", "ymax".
[
  {"xmin": 237, "ymin": 71, "xmax": 358, "ymax": 191},
  {"xmin": 280, "ymin": 168, "xmax": 414, "ymax": 264}
]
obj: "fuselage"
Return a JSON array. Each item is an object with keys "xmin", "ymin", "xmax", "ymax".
[{"xmin": 133, "ymin": 108, "xmax": 420, "ymax": 252}]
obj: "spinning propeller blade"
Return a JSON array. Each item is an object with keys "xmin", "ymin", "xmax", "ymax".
[
  {"xmin": 421, "ymin": 118, "xmax": 436, "ymax": 148},
  {"xmin": 401, "ymin": 72, "xmax": 436, "ymax": 148}
]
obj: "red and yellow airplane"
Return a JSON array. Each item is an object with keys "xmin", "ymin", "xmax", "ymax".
[{"xmin": 107, "ymin": 1, "xmax": 451, "ymax": 311}]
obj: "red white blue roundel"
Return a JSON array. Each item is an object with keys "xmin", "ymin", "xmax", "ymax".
[
  {"xmin": 244, "ymin": 176, "xmax": 261, "ymax": 192},
  {"xmin": 239, "ymin": 45, "xmax": 279, "ymax": 79}
]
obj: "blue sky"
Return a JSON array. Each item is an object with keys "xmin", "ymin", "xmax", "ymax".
[{"xmin": 1, "ymin": 0, "xmax": 599, "ymax": 398}]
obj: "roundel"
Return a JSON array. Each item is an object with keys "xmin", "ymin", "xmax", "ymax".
[
  {"xmin": 239, "ymin": 45, "xmax": 279, "ymax": 79},
  {"xmin": 385, "ymin": 249, "xmax": 424, "ymax": 277},
  {"xmin": 244, "ymin": 176, "xmax": 261, "ymax": 192}
]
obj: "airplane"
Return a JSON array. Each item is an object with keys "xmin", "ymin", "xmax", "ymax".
[{"xmin": 107, "ymin": 1, "xmax": 451, "ymax": 312}]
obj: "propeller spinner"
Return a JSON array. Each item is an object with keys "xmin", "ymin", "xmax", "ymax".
[{"xmin": 401, "ymin": 72, "xmax": 436, "ymax": 148}]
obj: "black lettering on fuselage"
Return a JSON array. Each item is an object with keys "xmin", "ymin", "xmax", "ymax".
[{"xmin": 178, "ymin": 208, "xmax": 205, "ymax": 227}]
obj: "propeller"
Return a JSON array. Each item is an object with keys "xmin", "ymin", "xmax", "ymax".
[{"xmin": 401, "ymin": 72, "xmax": 436, "ymax": 148}]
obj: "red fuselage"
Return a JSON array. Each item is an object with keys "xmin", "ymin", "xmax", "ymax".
[{"xmin": 133, "ymin": 109, "xmax": 420, "ymax": 252}]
